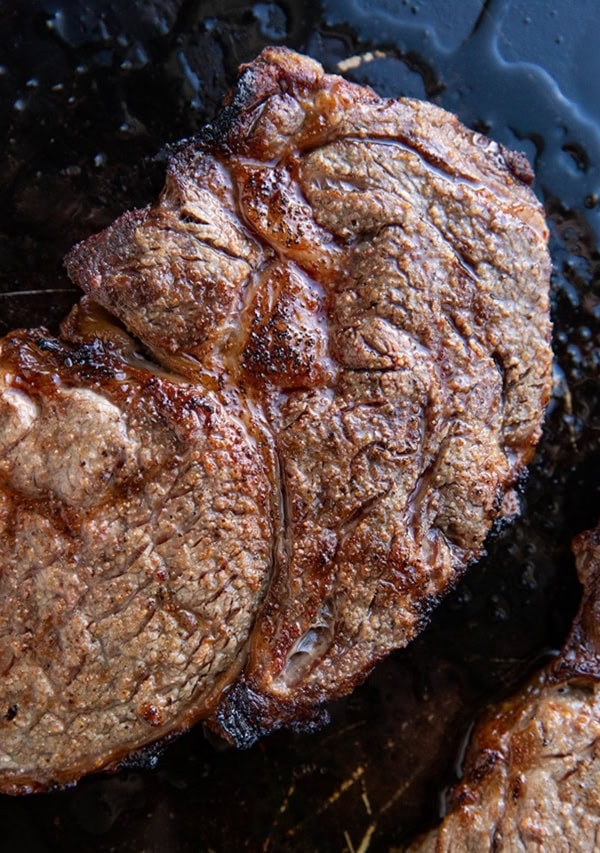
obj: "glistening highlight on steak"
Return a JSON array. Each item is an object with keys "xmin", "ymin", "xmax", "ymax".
[{"xmin": 0, "ymin": 48, "xmax": 552, "ymax": 793}]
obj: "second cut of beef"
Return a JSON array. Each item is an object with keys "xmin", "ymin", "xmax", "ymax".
[
  {"xmin": 409, "ymin": 523, "xmax": 600, "ymax": 853},
  {"xmin": 0, "ymin": 48, "xmax": 552, "ymax": 790}
]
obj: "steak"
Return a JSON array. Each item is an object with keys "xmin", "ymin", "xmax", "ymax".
[
  {"xmin": 0, "ymin": 47, "xmax": 552, "ymax": 789},
  {"xmin": 0, "ymin": 310, "xmax": 274, "ymax": 793},
  {"xmin": 409, "ymin": 523, "xmax": 600, "ymax": 853}
]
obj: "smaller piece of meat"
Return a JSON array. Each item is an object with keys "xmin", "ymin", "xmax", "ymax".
[{"xmin": 409, "ymin": 523, "xmax": 600, "ymax": 853}]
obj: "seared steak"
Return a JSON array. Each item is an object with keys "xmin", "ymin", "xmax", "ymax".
[
  {"xmin": 66, "ymin": 47, "xmax": 552, "ymax": 740},
  {"xmin": 409, "ymin": 523, "xmax": 600, "ymax": 853},
  {"xmin": 0, "ymin": 48, "xmax": 552, "ymax": 788},
  {"xmin": 0, "ymin": 312, "xmax": 273, "ymax": 793}
]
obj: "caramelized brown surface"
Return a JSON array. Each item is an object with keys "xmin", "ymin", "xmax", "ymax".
[
  {"xmin": 0, "ymin": 328, "xmax": 272, "ymax": 793},
  {"xmin": 410, "ymin": 523, "xmax": 600, "ymax": 852}
]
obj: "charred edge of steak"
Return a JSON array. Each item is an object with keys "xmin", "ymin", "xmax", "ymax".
[
  {"xmin": 213, "ymin": 680, "xmax": 330, "ymax": 748},
  {"xmin": 2, "ymin": 728, "xmax": 185, "ymax": 797},
  {"xmin": 212, "ymin": 537, "xmax": 514, "ymax": 748},
  {"xmin": 173, "ymin": 47, "xmax": 329, "ymax": 158},
  {"xmin": 4, "ymin": 329, "xmax": 121, "ymax": 388},
  {"xmin": 498, "ymin": 144, "xmax": 534, "ymax": 186}
]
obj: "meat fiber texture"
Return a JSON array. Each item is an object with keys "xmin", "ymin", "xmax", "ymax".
[
  {"xmin": 0, "ymin": 48, "xmax": 552, "ymax": 791},
  {"xmin": 409, "ymin": 523, "xmax": 600, "ymax": 853}
]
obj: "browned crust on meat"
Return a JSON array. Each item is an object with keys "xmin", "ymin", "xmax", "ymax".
[
  {"xmin": 409, "ymin": 523, "xmax": 600, "ymax": 852},
  {"xmin": 0, "ymin": 329, "xmax": 273, "ymax": 793},
  {"xmin": 550, "ymin": 523, "xmax": 600, "ymax": 684}
]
